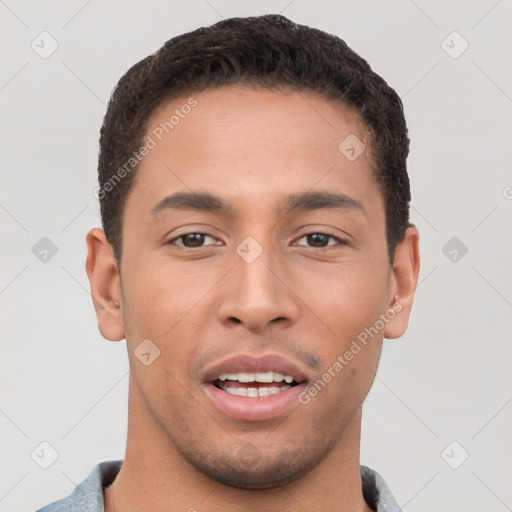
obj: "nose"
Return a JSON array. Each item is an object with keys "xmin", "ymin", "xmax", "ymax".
[{"xmin": 218, "ymin": 245, "xmax": 300, "ymax": 333}]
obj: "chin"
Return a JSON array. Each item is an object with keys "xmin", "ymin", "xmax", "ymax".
[
  {"xmin": 179, "ymin": 440, "xmax": 326, "ymax": 490},
  {"xmin": 197, "ymin": 459, "xmax": 310, "ymax": 489}
]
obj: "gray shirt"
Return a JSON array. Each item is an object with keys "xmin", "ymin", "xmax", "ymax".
[{"xmin": 35, "ymin": 461, "xmax": 402, "ymax": 511}]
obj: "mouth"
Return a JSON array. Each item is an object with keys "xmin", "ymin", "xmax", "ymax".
[
  {"xmin": 213, "ymin": 371, "xmax": 301, "ymax": 397},
  {"xmin": 201, "ymin": 354, "xmax": 309, "ymax": 422}
]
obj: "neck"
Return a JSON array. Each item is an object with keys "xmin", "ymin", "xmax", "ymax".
[{"xmin": 105, "ymin": 382, "xmax": 372, "ymax": 512}]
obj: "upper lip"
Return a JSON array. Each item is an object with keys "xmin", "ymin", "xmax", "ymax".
[{"xmin": 202, "ymin": 353, "xmax": 309, "ymax": 384}]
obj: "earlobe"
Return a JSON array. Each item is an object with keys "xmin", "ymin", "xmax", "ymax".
[
  {"xmin": 383, "ymin": 226, "xmax": 420, "ymax": 339},
  {"xmin": 85, "ymin": 228, "xmax": 125, "ymax": 341}
]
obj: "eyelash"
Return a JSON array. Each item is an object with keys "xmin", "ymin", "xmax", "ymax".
[{"xmin": 168, "ymin": 232, "xmax": 347, "ymax": 250}]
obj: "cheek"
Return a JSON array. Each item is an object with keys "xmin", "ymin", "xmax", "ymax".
[
  {"xmin": 296, "ymin": 258, "xmax": 390, "ymax": 339},
  {"xmin": 292, "ymin": 259, "xmax": 388, "ymax": 401},
  {"xmin": 121, "ymin": 255, "xmax": 207, "ymax": 339},
  {"xmin": 120, "ymin": 259, "xmax": 215, "ymax": 391}
]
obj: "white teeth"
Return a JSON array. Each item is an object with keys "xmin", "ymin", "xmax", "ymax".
[
  {"xmin": 228, "ymin": 387, "xmax": 248, "ymax": 397},
  {"xmin": 218, "ymin": 382, "xmax": 294, "ymax": 397},
  {"xmin": 219, "ymin": 373, "xmax": 238, "ymax": 381},
  {"xmin": 255, "ymin": 371, "xmax": 274, "ymax": 382},
  {"xmin": 218, "ymin": 371, "xmax": 295, "ymax": 384}
]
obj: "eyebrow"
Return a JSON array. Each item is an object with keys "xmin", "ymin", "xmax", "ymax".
[
  {"xmin": 150, "ymin": 190, "xmax": 365, "ymax": 217},
  {"xmin": 284, "ymin": 191, "xmax": 365, "ymax": 214}
]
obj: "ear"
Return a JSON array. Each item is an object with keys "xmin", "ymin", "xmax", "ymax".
[
  {"xmin": 85, "ymin": 228, "xmax": 125, "ymax": 341},
  {"xmin": 383, "ymin": 225, "xmax": 420, "ymax": 339}
]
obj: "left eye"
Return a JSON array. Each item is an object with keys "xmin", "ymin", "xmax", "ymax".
[
  {"xmin": 169, "ymin": 233, "xmax": 218, "ymax": 248},
  {"xmin": 295, "ymin": 233, "xmax": 343, "ymax": 248}
]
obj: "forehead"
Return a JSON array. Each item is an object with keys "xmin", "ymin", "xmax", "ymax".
[
  {"xmin": 146, "ymin": 85, "xmax": 370, "ymax": 160},
  {"xmin": 126, "ymin": 85, "xmax": 382, "ymax": 218}
]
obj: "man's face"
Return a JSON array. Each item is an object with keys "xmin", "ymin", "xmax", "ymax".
[{"xmin": 116, "ymin": 86, "xmax": 399, "ymax": 488}]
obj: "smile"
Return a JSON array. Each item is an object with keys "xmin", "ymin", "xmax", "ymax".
[
  {"xmin": 215, "ymin": 371, "xmax": 297, "ymax": 397},
  {"xmin": 201, "ymin": 354, "xmax": 309, "ymax": 422}
]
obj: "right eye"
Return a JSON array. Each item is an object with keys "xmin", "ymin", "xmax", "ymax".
[{"xmin": 168, "ymin": 233, "xmax": 219, "ymax": 248}]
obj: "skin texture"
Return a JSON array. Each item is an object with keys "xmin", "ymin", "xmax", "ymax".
[{"xmin": 86, "ymin": 86, "xmax": 420, "ymax": 511}]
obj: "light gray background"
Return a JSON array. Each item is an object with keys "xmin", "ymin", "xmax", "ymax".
[{"xmin": 1, "ymin": 1, "xmax": 511, "ymax": 511}]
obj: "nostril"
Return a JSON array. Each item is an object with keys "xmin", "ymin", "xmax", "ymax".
[{"xmin": 228, "ymin": 317, "xmax": 242, "ymax": 324}]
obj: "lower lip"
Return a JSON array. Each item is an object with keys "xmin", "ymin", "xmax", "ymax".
[{"xmin": 202, "ymin": 382, "xmax": 308, "ymax": 422}]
